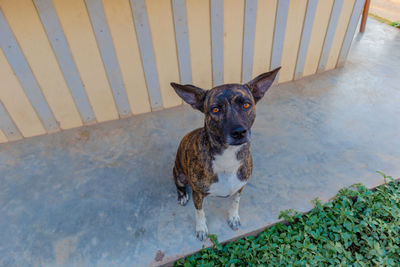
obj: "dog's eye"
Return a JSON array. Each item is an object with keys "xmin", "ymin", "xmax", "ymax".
[
  {"xmin": 243, "ymin": 103, "xmax": 250, "ymax": 109},
  {"xmin": 212, "ymin": 107, "xmax": 220, "ymax": 113}
]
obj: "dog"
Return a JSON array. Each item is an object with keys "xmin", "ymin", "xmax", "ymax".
[{"xmin": 170, "ymin": 67, "xmax": 280, "ymax": 241}]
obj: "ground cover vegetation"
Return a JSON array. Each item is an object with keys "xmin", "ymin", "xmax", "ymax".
[{"xmin": 175, "ymin": 173, "xmax": 400, "ymax": 266}]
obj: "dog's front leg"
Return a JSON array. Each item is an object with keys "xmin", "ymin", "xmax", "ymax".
[
  {"xmin": 228, "ymin": 187, "xmax": 244, "ymax": 230},
  {"xmin": 193, "ymin": 191, "xmax": 208, "ymax": 241}
]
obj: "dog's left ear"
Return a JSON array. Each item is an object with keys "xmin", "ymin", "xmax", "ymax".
[
  {"xmin": 170, "ymin": 83, "xmax": 206, "ymax": 112},
  {"xmin": 246, "ymin": 66, "xmax": 281, "ymax": 103}
]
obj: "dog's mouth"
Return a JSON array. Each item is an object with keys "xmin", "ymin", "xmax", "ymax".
[
  {"xmin": 228, "ymin": 138, "xmax": 249, "ymax": 146},
  {"xmin": 226, "ymin": 133, "xmax": 250, "ymax": 146}
]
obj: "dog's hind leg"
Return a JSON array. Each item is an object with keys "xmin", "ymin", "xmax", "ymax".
[{"xmin": 173, "ymin": 163, "xmax": 189, "ymax": 206}]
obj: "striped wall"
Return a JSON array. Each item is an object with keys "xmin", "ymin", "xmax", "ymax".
[{"xmin": 0, "ymin": 0, "xmax": 365, "ymax": 143}]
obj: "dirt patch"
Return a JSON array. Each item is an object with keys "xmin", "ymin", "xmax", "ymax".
[
  {"xmin": 154, "ymin": 250, "xmax": 165, "ymax": 262},
  {"xmin": 76, "ymin": 130, "xmax": 90, "ymax": 143},
  {"xmin": 370, "ymin": 0, "xmax": 400, "ymax": 23}
]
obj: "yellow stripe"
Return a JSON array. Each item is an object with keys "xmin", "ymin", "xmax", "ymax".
[
  {"xmin": 146, "ymin": 0, "xmax": 182, "ymax": 108},
  {"xmin": 186, "ymin": 0, "xmax": 212, "ymax": 89},
  {"xmin": 325, "ymin": 0, "xmax": 356, "ymax": 70},
  {"xmin": 52, "ymin": 0, "xmax": 118, "ymax": 122},
  {"xmin": 0, "ymin": 49, "xmax": 46, "ymax": 137},
  {"xmin": 0, "ymin": 129, "xmax": 8, "ymax": 143},
  {"xmin": 303, "ymin": 0, "xmax": 334, "ymax": 76},
  {"xmin": 102, "ymin": 0, "xmax": 151, "ymax": 114},
  {"xmin": 279, "ymin": 0, "xmax": 308, "ymax": 83},
  {"xmin": 0, "ymin": 0, "xmax": 82, "ymax": 130},
  {"xmin": 223, "ymin": 0, "xmax": 245, "ymax": 84},
  {"xmin": 252, "ymin": 0, "xmax": 277, "ymax": 79}
]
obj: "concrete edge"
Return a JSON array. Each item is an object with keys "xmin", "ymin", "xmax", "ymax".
[{"xmin": 155, "ymin": 177, "xmax": 400, "ymax": 266}]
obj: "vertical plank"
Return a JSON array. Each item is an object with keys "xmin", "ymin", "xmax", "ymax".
[
  {"xmin": 1, "ymin": 0, "xmax": 83, "ymax": 130},
  {"xmin": 252, "ymin": 0, "xmax": 277, "ymax": 78},
  {"xmin": 303, "ymin": 0, "xmax": 334, "ymax": 76},
  {"xmin": 317, "ymin": 0, "xmax": 344, "ymax": 72},
  {"xmin": 33, "ymin": 0, "xmax": 96, "ymax": 124},
  {"xmin": 52, "ymin": 0, "xmax": 119, "ymax": 123},
  {"xmin": 85, "ymin": 0, "xmax": 131, "ymax": 117},
  {"xmin": 337, "ymin": 0, "xmax": 365, "ymax": 67},
  {"xmin": 130, "ymin": 0, "xmax": 163, "ymax": 109},
  {"xmin": 211, "ymin": 0, "xmax": 224, "ymax": 86},
  {"xmin": 0, "ymin": 48, "xmax": 46, "ymax": 138},
  {"xmin": 359, "ymin": 0, "xmax": 370, "ymax": 32},
  {"xmin": 279, "ymin": 0, "xmax": 308, "ymax": 83},
  {"xmin": 146, "ymin": 0, "xmax": 181, "ymax": 108},
  {"xmin": 325, "ymin": 0, "xmax": 355, "ymax": 70},
  {"xmin": 294, "ymin": 0, "xmax": 318, "ymax": 80},
  {"xmin": 102, "ymin": 0, "xmax": 151, "ymax": 115},
  {"xmin": 186, "ymin": 0, "xmax": 212, "ymax": 89},
  {"xmin": 241, "ymin": 0, "xmax": 258, "ymax": 83},
  {"xmin": 0, "ymin": 101, "xmax": 23, "ymax": 141},
  {"xmin": 224, "ymin": 0, "xmax": 245, "ymax": 84},
  {"xmin": 270, "ymin": 0, "xmax": 289, "ymax": 71},
  {"xmin": 172, "ymin": 0, "xmax": 192, "ymax": 84},
  {"xmin": 0, "ymin": 8, "xmax": 59, "ymax": 133}
]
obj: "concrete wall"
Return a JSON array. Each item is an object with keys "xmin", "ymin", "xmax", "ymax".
[{"xmin": 0, "ymin": 0, "xmax": 365, "ymax": 143}]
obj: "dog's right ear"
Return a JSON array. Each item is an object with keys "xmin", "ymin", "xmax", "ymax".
[
  {"xmin": 246, "ymin": 66, "xmax": 281, "ymax": 104},
  {"xmin": 170, "ymin": 83, "xmax": 206, "ymax": 112}
]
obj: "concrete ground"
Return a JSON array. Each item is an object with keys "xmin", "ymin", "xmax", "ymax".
[
  {"xmin": 370, "ymin": 0, "xmax": 400, "ymax": 22},
  {"xmin": 0, "ymin": 19, "xmax": 399, "ymax": 267}
]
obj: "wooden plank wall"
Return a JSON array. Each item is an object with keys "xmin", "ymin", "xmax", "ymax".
[{"xmin": 0, "ymin": 0, "xmax": 364, "ymax": 143}]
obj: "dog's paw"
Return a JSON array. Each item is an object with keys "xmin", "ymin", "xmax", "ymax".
[
  {"xmin": 228, "ymin": 215, "xmax": 241, "ymax": 231},
  {"xmin": 195, "ymin": 228, "xmax": 208, "ymax": 241},
  {"xmin": 178, "ymin": 193, "xmax": 189, "ymax": 206},
  {"xmin": 195, "ymin": 221, "xmax": 208, "ymax": 241}
]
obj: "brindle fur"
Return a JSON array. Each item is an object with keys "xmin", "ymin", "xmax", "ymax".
[
  {"xmin": 171, "ymin": 67, "xmax": 280, "ymax": 240},
  {"xmin": 173, "ymin": 129, "xmax": 251, "ymax": 206}
]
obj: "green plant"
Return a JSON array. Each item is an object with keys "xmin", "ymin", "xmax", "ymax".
[
  {"xmin": 369, "ymin": 13, "xmax": 400, "ymax": 29},
  {"xmin": 175, "ymin": 174, "xmax": 400, "ymax": 266},
  {"xmin": 389, "ymin": 21, "xmax": 400, "ymax": 28}
]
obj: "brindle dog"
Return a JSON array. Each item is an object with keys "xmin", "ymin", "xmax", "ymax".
[{"xmin": 170, "ymin": 67, "xmax": 280, "ymax": 241}]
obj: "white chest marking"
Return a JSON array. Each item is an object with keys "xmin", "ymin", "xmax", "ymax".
[{"xmin": 208, "ymin": 145, "xmax": 247, "ymax": 197}]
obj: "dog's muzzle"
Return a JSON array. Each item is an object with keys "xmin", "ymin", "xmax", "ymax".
[{"xmin": 228, "ymin": 126, "xmax": 250, "ymax": 145}]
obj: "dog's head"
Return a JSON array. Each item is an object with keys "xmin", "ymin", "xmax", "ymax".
[{"xmin": 171, "ymin": 67, "xmax": 280, "ymax": 146}]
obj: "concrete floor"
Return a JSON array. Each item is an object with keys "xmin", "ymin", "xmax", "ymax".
[{"xmin": 0, "ymin": 19, "xmax": 399, "ymax": 267}]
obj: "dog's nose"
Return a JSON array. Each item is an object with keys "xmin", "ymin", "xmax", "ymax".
[{"xmin": 230, "ymin": 126, "xmax": 247, "ymax": 140}]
